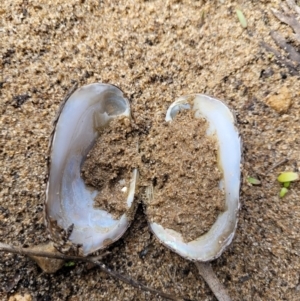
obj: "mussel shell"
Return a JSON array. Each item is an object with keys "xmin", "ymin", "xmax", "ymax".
[
  {"xmin": 148, "ymin": 94, "xmax": 241, "ymax": 262},
  {"xmin": 45, "ymin": 83, "xmax": 138, "ymax": 256}
]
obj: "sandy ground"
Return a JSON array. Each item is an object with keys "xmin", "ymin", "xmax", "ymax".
[{"xmin": 1, "ymin": 0, "xmax": 300, "ymax": 300}]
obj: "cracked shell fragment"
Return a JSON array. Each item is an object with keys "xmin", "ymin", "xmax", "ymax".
[
  {"xmin": 148, "ymin": 94, "xmax": 241, "ymax": 262},
  {"xmin": 45, "ymin": 83, "xmax": 138, "ymax": 256}
]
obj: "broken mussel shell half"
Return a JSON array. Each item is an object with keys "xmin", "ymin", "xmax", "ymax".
[
  {"xmin": 147, "ymin": 94, "xmax": 241, "ymax": 262},
  {"xmin": 45, "ymin": 83, "xmax": 138, "ymax": 256}
]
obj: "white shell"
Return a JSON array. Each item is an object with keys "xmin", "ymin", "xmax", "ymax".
[
  {"xmin": 45, "ymin": 83, "xmax": 138, "ymax": 256},
  {"xmin": 148, "ymin": 94, "xmax": 241, "ymax": 262}
]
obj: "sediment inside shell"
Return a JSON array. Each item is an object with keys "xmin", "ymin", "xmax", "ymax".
[
  {"xmin": 147, "ymin": 94, "xmax": 241, "ymax": 262},
  {"xmin": 45, "ymin": 83, "xmax": 138, "ymax": 256},
  {"xmin": 81, "ymin": 116, "xmax": 139, "ymax": 220},
  {"xmin": 140, "ymin": 110, "xmax": 225, "ymax": 242}
]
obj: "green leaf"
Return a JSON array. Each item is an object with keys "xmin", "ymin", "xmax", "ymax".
[
  {"xmin": 283, "ymin": 181, "xmax": 290, "ymax": 188},
  {"xmin": 236, "ymin": 9, "xmax": 247, "ymax": 28},
  {"xmin": 247, "ymin": 177, "xmax": 261, "ymax": 185},
  {"xmin": 277, "ymin": 172, "xmax": 299, "ymax": 183},
  {"xmin": 65, "ymin": 261, "xmax": 75, "ymax": 267},
  {"xmin": 279, "ymin": 187, "xmax": 288, "ymax": 198}
]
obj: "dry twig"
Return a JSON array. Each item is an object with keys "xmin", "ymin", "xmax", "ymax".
[
  {"xmin": 270, "ymin": 30, "xmax": 300, "ymax": 62},
  {"xmin": 0, "ymin": 242, "xmax": 192, "ymax": 301},
  {"xmin": 260, "ymin": 41, "xmax": 299, "ymax": 75},
  {"xmin": 196, "ymin": 262, "xmax": 232, "ymax": 301},
  {"xmin": 261, "ymin": 1, "xmax": 300, "ymax": 75},
  {"xmin": 271, "ymin": 7, "xmax": 300, "ymax": 40},
  {"xmin": 286, "ymin": 0, "xmax": 300, "ymax": 15},
  {"xmin": 265, "ymin": 158, "xmax": 289, "ymax": 174}
]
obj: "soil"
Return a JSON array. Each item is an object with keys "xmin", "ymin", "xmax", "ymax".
[
  {"xmin": 1, "ymin": 1, "xmax": 300, "ymax": 301},
  {"xmin": 83, "ymin": 107, "xmax": 224, "ymax": 242},
  {"xmin": 83, "ymin": 108, "xmax": 224, "ymax": 241},
  {"xmin": 140, "ymin": 110, "xmax": 224, "ymax": 242},
  {"xmin": 82, "ymin": 116, "xmax": 139, "ymax": 219}
]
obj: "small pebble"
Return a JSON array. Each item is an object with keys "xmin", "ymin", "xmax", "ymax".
[
  {"xmin": 8, "ymin": 293, "xmax": 32, "ymax": 301},
  {"xmin": 264, "ymin": 86, "xmax": 292, "ymax": 113}
]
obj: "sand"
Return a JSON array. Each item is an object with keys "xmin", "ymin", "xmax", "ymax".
[
  {"xmin": 83, "ymin": 108, "xmax": 224, "ymax": 242},
  {"xmin": 1, "ymin": 0, "xmax": 300, "ymax": 300},
  {"xmin": 140, "ymin": 110, "xmax": 224, "ymax": 242},
  {"xmin": 83, "ymin": 106, "xmax": 224, "ymax": 242},
  {"xmin": 82, "ymin": 116, "xmax": 139, "ymax": 219}
]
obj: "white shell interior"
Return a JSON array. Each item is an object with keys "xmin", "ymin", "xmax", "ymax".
[
  {"xmin": 150, "ymin": 94, "xmax": 241, "ymax": 262},
  {"xmin": 45, "ymin": 83, "xmax": 138, "ymax": 256}
]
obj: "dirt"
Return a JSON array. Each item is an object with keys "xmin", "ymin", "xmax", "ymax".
[
  {"xmin": 140, "ymin": 110, "xmax": 224, "ymax": 242},
  {"xmin": 1, "ymin": 0, "xmax": 300, "ymax": 301},
  {"xmin": 83, "ymin": 108, "xmax": 224, "ymax": 242},
  {"xmin": 82, "ymin": 116, "xmax": 139, "ymax": 219}
]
